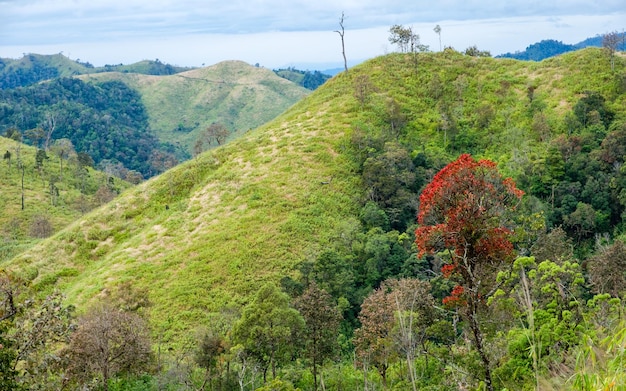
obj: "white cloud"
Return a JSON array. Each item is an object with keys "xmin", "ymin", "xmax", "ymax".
[{"xmin": 0, "ymin": 0, "xmax": 624, "ymax": 68}]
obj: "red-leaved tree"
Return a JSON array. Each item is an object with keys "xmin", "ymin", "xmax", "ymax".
[{"xmin": 415, "ymin": 154, "xmax": 523, "ymax": 391}]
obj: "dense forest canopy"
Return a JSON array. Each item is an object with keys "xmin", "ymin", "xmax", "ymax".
[{"xmin": 0, "ymin": 77, "xmax": 178, "ymax": 178}]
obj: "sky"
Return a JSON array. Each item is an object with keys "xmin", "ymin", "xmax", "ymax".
[{"xmin": 0, "ymin": 0, "xmax": 624, "ymax": 70}]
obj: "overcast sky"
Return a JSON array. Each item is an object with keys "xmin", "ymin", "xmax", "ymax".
[{"xmin": 1, "ymin": 0, "xmax": 624, "ymax": 69}]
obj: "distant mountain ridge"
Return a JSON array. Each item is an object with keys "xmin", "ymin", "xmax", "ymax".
[
  {"xmin": 0, "ymin": 53, "xmax": 332, "ymax": 90},
  {"xmin": 497, "ymin": 32, "xmax": 626, "ymax": 61},
  {"xmin": 0, "ymin": 53, "xmax": 194, "ymax": 89}
]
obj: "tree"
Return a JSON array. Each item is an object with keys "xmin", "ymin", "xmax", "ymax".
[
  {"xmin": 294, "ymin": 282, "xmax": 341, "ymax": 391},
  {"xmin": 353, "ymin": 74, "xmax": 375, "ymax": 109},
  {"xmin": 231, "ymin": 283, "xmax": 304, "ymax": 383},
  {"xmin": 434, "ymin": 25, "xmax": 442, "ymax": 51},
  {"xmin": 195, "ymin": 331, "xmax": 226, "ymax": 390},
  {"xmin": 50, "ymin": 138, "xmax": 75, "ymax": 182},
  {"xmin": 388, "ymin": 25, "xmax": 427, "ymax": 53},
  {"xmin": 464, "ymin": 45, "xmax": 491, "ymax": 57},
  {"xmin": 353, "ymin": 284, "xmax": 396, "ymax": 389},
  {"xmin": 588, "ymin": 240, "xmax": 626, "ymax": 297},
  {"xmin": 29, "ymin": 215, "xmax": 53, "ymax": 238},
  {"xmin": 0, "ymin": 273, "xmax": 74, "ymax": 390},
  {"xmin": 206, "ymin": 122, "xmax": 230, "ymax": 146},
  {"xmin": 386, "ymin": 278, "xmax": 436, "ymax": 391},
  {"xmin": 389, "ymin": 25, "xmax": 415, "ymax": 53},
  {"xmin": 34, "ymin": 149, "xmax": 48, "ymax": 172},
  {"xmin": 334, "ymin": 12, "xmax": 348, "ymax": 73},
  {"xmin": 602, "ymin": 31, "xmax": 621, "ymax": 71},
  {"xmin": 354, "ymin": 278, "xmax": 436, "ymax": 390},
  {"xmin": 415, "ymin": 154, "xmax": 523, "ymax": 391},
  {"xmin": 3, "ymin": 150, "xmax": 11, "ymax": 170},
  {"xmin": 63, "ymin": 305, "xmax": 152, "ymax": 391}
]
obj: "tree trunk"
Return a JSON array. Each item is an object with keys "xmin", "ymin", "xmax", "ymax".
[{"xmin": 468, "ymin": 305, "xmax": 493, "ymax": 391}]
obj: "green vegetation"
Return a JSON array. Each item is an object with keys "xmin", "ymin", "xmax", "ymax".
[
  {"xmin": 0, "ymin": 60, "xmax": 307, "ymax": 176},
  {"xmin": 1, "ymin": 47, "xmax": 626, "ymax": 389},
  {"xmin": 273, "ymin": 67, "xmax": 331, "ymax": 90},
  {"xmin": 79, "ymin": 61, "xmax": 310, "ymax": 157},
  {"xmin": 0, "ymin": 53, "xmax": 192, "ymax": 89},
  {"xmin": 0, "ymin": 77, "xmax": 169, "ymax": 178},
  {"xmin": 497, "ymin": 31, "xmax": 626, "ymax": 61},
  {"xmin": 0, "ymin": 136, "xmax": 131, "ymax": 264}
]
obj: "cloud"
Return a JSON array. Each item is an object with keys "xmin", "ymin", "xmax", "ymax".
[
  {"xmin": 3, "ymin": 0, "xmax": 625, "ymax": 46},
  {"xmin": 1, "ymin": 0, "xmax": 624, "ymax": 68}
]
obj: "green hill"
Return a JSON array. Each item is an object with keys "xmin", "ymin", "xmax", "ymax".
[
  {"xmin": 0, "ymin": 136, "xmax": 132, "ymax": 263},
  {"xmin": 0, "ymin": 53, "xmax": 193, "ymax": 89},
  {"xmin": 1, "ymin": 58, "xmax": 310, "ymax": 175},
  {"xmin": 78, "ymin": 61, "xmax": 311, "ymax": 156},
  {"xmin": 4, "ymin": 49, "xmax": 626, "ymax": 389}
]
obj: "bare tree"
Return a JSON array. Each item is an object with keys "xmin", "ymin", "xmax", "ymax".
[
  {"xmin": 64, "ymin": 305, "xmax": 152, "ymax": 391},
  {"xmin": 206, "ymin": 122, "xmax": 230, "ymax": 146},
  {"xmin": 50, "ymin": 138, "xmax": 75, "ymax": 182},
  {"xmin": 434, "ymin": 25, "xmax": 442, "ymax": 51},
  {"xmin": 334, "ymin": 12, "xmax": 348, "ymax": 73},
  {"xmin": 43, "ymin": 111, "xmax": 58, "ymax": 150},
  {"xmin": 603, "ymin": 31, "xmax": 621, "ymax": 71}
]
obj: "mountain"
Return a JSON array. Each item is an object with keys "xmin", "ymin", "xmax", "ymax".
[
  {"xmin": 0, "ymin": 58, "xmax": 310, "ymax": 174},
  {"xmin": 4, "ymin": 46, "xmax": 625, "ymax": 358},
  {"xmin": 78, "ymin": 61, "xmax": 311, "ymax": 156},
  {"xmin": 0, "ymin": 53, "xmax": 194, "ymax": 89},
  {"xmin": 497, "ymin": 32, "xmax": 626, "ymax": 61}
]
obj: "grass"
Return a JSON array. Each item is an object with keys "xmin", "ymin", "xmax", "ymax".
[
  {"xmin": 78, "ymin": 61, "xmax": 310, "ymax": 155},
  {"xmin": 3, "ymin": 48, "xmax": 625, "ymax": 350},
  {"xmin": 0, "ymin": 137, "xmax": 132, "ymax": 263}
]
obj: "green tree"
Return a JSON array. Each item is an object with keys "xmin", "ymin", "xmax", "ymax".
[
  {"xmin": 232, "ymin": 283, "xmax": 304, "ymax": 383},
  {"xmin": 388, "ymin": 25, "xmax": 425, "ymax": 53},
  {"xmin": 34, "ymin": 149, "xmax": 48, "ymax": 172},
  {"xmin": 0, "ymin": 323, "xmax": 19, "ymax": 391},
  {"xmin": 464, "ymin": 45, "xmax": 491, "ymax": 57},
  {"xmin": 294, "ymin": 282, "xmax": 341, "ymax": 391}
]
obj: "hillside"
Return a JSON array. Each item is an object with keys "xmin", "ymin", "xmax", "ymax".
[
  {"xmin": 0, "ymin": 59, "xmax": 310, "ymax": 175},
  {"xmin": 2, "ymin": 47, "xmax": 626, "ymax": 389},
  {"xmin": 0, "ymin": 136, "xmax": 132, "ymax": 262},
  {"xmin": 79, "ymin": 61, "xmax": 311, "ymax": 155},
  {"xmin": 0, "ymin": 53, "xmax": 193, "ymax": 89}
]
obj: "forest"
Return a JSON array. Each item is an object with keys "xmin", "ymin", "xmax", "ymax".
[
  {"xmin": 0, "ymin": 77, "xmax": 180, "ymax": 179},
  {"xmin": 1, "ymin": 42, "xmax": 626, "ymax": 390}
]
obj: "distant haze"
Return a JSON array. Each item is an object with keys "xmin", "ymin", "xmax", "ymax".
[{"xmin": 1, "ymin": 0, "xmax": 624, "ymax": 69}]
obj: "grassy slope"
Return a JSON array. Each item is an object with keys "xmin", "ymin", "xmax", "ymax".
[
  {"xmin": 4, "ymin": 48, "xmax": 624, "ymax": 346},
  {"xmin": 79, "ymin": 61, "xmax": 310, "ymax": 154},
  {"xmin": 6, "ymin": 70, "xmax": 357, "ymax": 343},
  {"xmin": 0, "ymin": 137, "xmax": 132, "ymax": 261}
]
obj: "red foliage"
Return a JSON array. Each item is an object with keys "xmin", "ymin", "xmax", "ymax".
[
  {"xmin": 442, "ymin": 285, "xmax": 466, "ymax": 308},
  {"xmin": 415, "ymin": 154, "xmax": 523, "ymax": 305},
  {"xmin": 441, "ymin": 264, "xmax": 456, "ymax": 278},
  {"xmin": 416, "ymin": 154, "xmax": 522, "ymax": 258}
]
